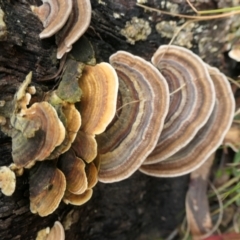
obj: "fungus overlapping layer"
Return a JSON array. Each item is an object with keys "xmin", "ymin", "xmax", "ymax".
[
  {"xmin": 140, "ymin": 65, "xmax": 235, "ymax": 177},
  {"xmin": 31, "ymin": 0, "xmax": 92, "ymax": 59},
  {"xmin": 96, "ymin": 45, "xmax": 235, "ymax": 181},
  {"xmin": 0, "ymin": 44, "xmax": 235, "ymax": 217},
  {"xmin": 144, "ymin": 45, "xmax": 216, "ymax": 164},
  {"xmin": 97, "ymin": 51, "xmax": 169, "ymax": 183},
  {"xmin": 0, "ymin": 55, "xmax": 118, "ymax": 215}
]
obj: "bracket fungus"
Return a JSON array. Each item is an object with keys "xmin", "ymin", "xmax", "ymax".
[
  {"xmin": 0, "ymin": 72, "xmax": 66, "ymax": 167},
  {"xmin": 29, "ymin": 162, "xmax": 66, "ymax": 217},
  {"xmin": 11, "ymin": 101, "xmax": 66, "ymax": 167},
  {"xmin": 31, "ymin": 0, "xmax": 72, "ymax": 39},
  {"xmin": 144, "ymin": 45, "xmax": 216, "ymax": 165},
  {"xmin": 36, "ymin": 221, "xmax": 65, "ymax": 240},
  {"xmin": 56, "ymin": 0, "xmax": 92, "ymax": 59},
  {"xmin": 97, "ymin": 51, "xmax": 169, "ymax": 183},
  {"xmin": 58, "ymin": 148, "xmax": 88, "ymax": 195},
  {"xmin": 31, "ymin": 0, "xmax": 92, "ymax": 59},
  {"xmin": 47, "ymin": 221, "xmax": 65, "ymax": 240},
  {"xmin": 140, "ymin": 65, "xmax": 235, "ymax": 177}
]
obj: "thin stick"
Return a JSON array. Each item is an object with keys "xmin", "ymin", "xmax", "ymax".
[
  {"xmin": 186, "ymin": 0, "xmax": 199, "ymax": 15},
  {"xmin": 199, "ymin": 181, "xmax": 223, "ymax": 239},
  {"xmin": 136, "ymin": 3, "xmax": 240, "ymax": 20},
  {"xmin": 227, "ymin": 77, "xmax": 240, "ymax": 88},
  {"xmin": 170, "ymin": 84, "xmax": 186, "ymax": 96}
]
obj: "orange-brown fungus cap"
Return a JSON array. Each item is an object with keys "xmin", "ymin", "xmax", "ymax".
[
  {"xmin": 63, "ymin": 189, "xmax": 93, "ymax": 206},
  {"xmin": 0, "ymin": 166, "xmax": 16, "ymax": 196},
  {"xmin": 29, "ymin": 162, "xmax": 66, "ymax": 217},
  {"xmin": 58, "ymin": 148, "xmax": 88, "ymax": 195},
  {"xmin": 85, "ymin": 162, "xmax": 98, "ymax": 189},
  {"xmin": 48, "ymin": 102, "xmax": 81, "ymax": 159},
  {"xmin": 77, "ymin": 62, "xmax": 118, "ymax": 135},
  {"xmin": 11, "ymin": 102, "xmax": 65, "ymax": 167},
  {"xmin": 71, "ymin": 130, "xmax": 97, "ymax": 163}
]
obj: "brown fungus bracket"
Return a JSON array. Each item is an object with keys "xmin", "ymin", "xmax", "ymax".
[
  {"xmin": 31, "ymin": 0, "xmax": 92, "ymax": 59},
  {"xmin": 11, "ymin": 101, "xmax": 66, "ymax": 167},
  {"xmin": 58, "ymin": 148, "xmax": 88, "ymax": 195},
  {"xmin": 77, "ymin": 62, "xmax": 118, "ymax": 135},
  {"xmin": 56, "ymin": 0, "xmax": 92, "ymax": 59},
  {"xmin": 31, "ymin": 0, "xmax": 72, "ymax": 39},
  {"xmin": 140, "ymin": 65, "xmax": 235, "ymax": 177},
  {"xmin": 97, "ymin": 51, "xmax": 169, "ymax": 183},
  {"xmin": 72, "ymin": 62, "xmax": 118, "ymax": 164},
  {"xmin": 143, "ymin": 45, "xmax": 216, "ymax": 165},
  {"xmin": 29, "ymin": 161, "xmax": 66, "ymax": 217}
]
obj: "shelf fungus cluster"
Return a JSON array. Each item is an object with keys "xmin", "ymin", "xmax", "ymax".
[
  {"xmin": 97, "ymin": 45, "xmax": 235, "ymax": 183},
  {"xmin": 0, "ymin": 44, "xmax": 235, "ymax": 216},
  {"xmin": 0, "ymin": 59, "xmax": 118, "ymax": 216},
  {"xmin": 31, "ymin": 0, "xmax": 92, "ymax": 59}
]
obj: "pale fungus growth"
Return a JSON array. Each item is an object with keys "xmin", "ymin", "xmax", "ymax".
[
  {"xmin": 0, "ymin": 8, "xmax": 7, "ymax": 40},
  {"xmin": 228, "ymin": 42, "xmax": 240, "ymax": 62},
  {"xmin": 120, "ymin": 17, "xmax": 152, "ymax": 45},
  {"xmin": 97, "ymin": 51, "xmax": 169, "ymax": 183},
  {"xmin": 0, "ymin": 166, "xmax": 16, "ymax": 196},
  {"xmin": 36, "ymin": 221, "xmax": 65, "ymax": 240},
  {"xmin": 47, "ymin": 221, "xmax": 65, "ymax": 240}
]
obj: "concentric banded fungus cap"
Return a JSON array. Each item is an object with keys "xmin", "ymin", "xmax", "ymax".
[
  {"xmin": 56, "ymin": 0, "xmax": 92, "ymax": 58},
  {"xmin": 97, "ymin": 51, "xmax": 169, "ymax": 183},
  {"xmin": 63, "ymin": 189, "xmax": 93, "ymax": 206},
  {"xmin": 85, "ymin": 162, "xmax": 98, "ymax": 189},
  {"xmin": 29, "ymin": 161, "xmax": 66, "ymax": 217},
  {"xmin": 0, "ymin": 166, "xmax": 16, "ymax": 196},
  {"xmin": 47, "ymin": 221, "xmax": 65, "ymax": 240},
  {"xmin": 48, "ymin": 101, "xmax": 81, "ymax": 159},
  {"xmin": 140, "ymin": 66, "xmax": 235, "ymax": 177},
  {"xmin": 77, "ymin": 62, "xmax": 118, "ymax": 135},
  {"xmin": 11, "ymin": 101, "xmax": 65, "ymax": 167},
  {"xmin": 71, "ymin": 130, "xmax": 97, "ymax": 163},
  {"xmin": 31, "ymin": 0, "xmax": 73, "ymax": 39},
  {"xmin": 144, "ymin": 45, "xmax": 216, "ymax": 165},
  {"xmin": 58, "ymin": 148, "xmax": 87, "ymax": 194}
]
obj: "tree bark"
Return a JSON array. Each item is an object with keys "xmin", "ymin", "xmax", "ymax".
[{"xmin": 0, "ymin": 0, "xmax": 234, "ymax": 239}]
